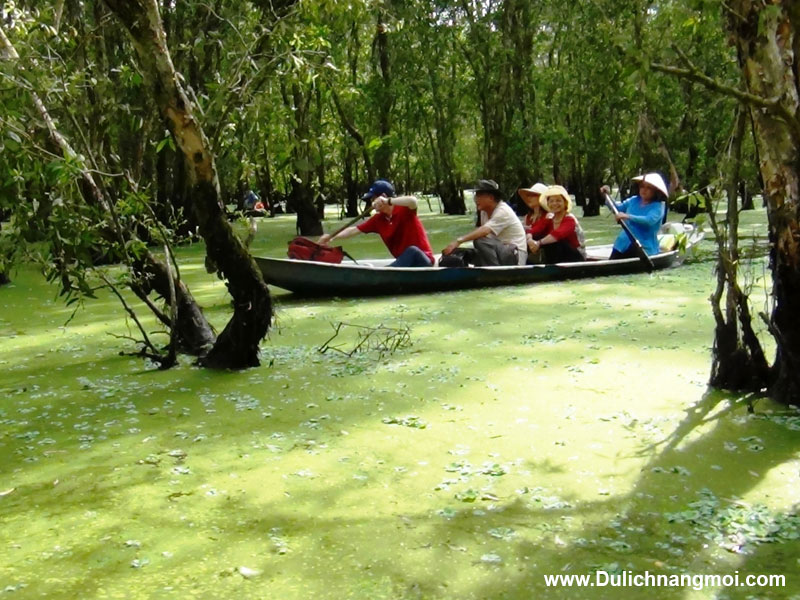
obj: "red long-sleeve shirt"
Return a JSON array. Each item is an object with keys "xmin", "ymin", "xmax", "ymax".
[{"xmin": 529, "ymin": 214, "xmax": 582, "ymax": 249}]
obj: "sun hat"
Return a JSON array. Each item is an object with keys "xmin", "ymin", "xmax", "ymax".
[
  {"xmin": 361, "ymin": 179, "xmax": 396, "ymax": 201},
  {"xmin": 474, "ymin": 179, "xmax": 503, "ymax": 198},
  {"xmin": 632, "ymin": 173, "xmax": 668, "ymax": 198},
  {"xmin": 518, "ymin": 182, "xmax": 549, "ymax": 199},
  {"xmin": 539, "ymin": 185, "xmax": 573, "ymax": 213}
]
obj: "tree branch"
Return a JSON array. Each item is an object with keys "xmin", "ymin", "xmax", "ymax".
[
  {"xmin": 650, "ymin": 62, "xmax": 777, "ymax": 111},
  {"xmin": 652, "ymin": 45, "xmax": 800, "ymax": 142},
  {"xmin": 99, "ymin": 272, "xmax": 160, "ymax": 357}
]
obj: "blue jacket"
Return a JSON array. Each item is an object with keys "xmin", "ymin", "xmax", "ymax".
[{"xmin": 612, "ymin": 196, "xmax": 665, "ymax": 255}]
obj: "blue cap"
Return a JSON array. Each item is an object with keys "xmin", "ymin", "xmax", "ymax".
[{"xmin": 361, "ymin": 179, "xmax": 395, "ymax": 201}]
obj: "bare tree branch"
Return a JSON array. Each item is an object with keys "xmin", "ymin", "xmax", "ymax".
[
  {"xmin": 99, "ymin": 272, "xmax": 160, "ymax": 356},
  {"xmin": 651, "ymin": 45, "xmax": 800, "ymax": 143}
]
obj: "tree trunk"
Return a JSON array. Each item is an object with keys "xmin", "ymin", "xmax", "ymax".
[
  {"xmin": 331, "ymin": 88, "xmax": 374, "ymax": 183},
  {"xmin": 342, "ymin": 146, "xmax": 359, "ymax": 218},
  {"xmin": 314, "ymin": 86, "xmax": 327, "ymax": 219},
  {"xmin": 373, "ymin": 11, "xmax": 393, "ymax": 178},
  {"xmin": 728, "ymin": 0, "xmax": 800, "ymax": 402},
  {"xmin": 133, "ymin": 252, "xmax": 215, "ymax": 354},
  {"xmin": 460, "ymin": 0, "xmax": 533, "ymax": 194},
  {"xmin": 637, "ymin": 112, "xmax": 682, "ymax": 196},
  {"xmin": 283, "ymin": 82, "xmax": 322, "ymax": 236},
  {"xmin": 708, "ymin": 107, "xmax": 771, "ymax": 390},
  {"xmin": 432, "ymin": 107, "xmax": 464, "ymax": 214},
  {"xmin": 439, "ymin": 178, "xmax": 465, "ymax": 215},
  {"xmin": 739, "ymin": 181, "xmax": 753, "ymax": 211},
  {"xmin": 0, "ymin": 221, "xmax": 8, "ymax": 285},
  {"xmin": 258, "ymin": 136, "xmax": 275, "ymax": 218},
  {"xmin": 423, "ymin": 120, "xmax": 444, "ymax": 210},
  {"xmin": 551, "ymin": 140, "xmax": 562, "ymax": 185},
  {"xmin": 0, "ymin": 20, "xmax": 214, "ymax": 356},
  {"xmin": 582, "ymin": 175, "xmax": 602, "ymax": 217},
  {"xmin": 425, "ymin": 75, "xmax": 465, "ymax": 215},
  {"xmin": 104, "ymin": 0, "xmax": 272, "ymax": 369}
]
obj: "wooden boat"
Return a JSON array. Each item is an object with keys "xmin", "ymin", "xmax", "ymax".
[{"xmin": 255, "ymin": 226, "xmax": 702, "ymax": 297}]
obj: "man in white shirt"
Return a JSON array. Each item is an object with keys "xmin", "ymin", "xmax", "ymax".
[{"xmin": 441, "ymin": 179, "xmax": 527, "ymax": 266}]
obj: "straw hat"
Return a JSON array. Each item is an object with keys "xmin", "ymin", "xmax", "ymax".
[
  {"xmin": 632, "ymin": 173, "xmax": 668, "ymax": 198},
  {"xmin": 539, "ymin": 185, "xmax": 572, "ymax": 213},
  {"xmin": 518, "ymin": 182, "xmax": 548, "ymax": 199}
]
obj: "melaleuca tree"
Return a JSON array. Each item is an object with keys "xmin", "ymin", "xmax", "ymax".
[
  {"xmin": 652, "ymin": 0, "xmax": 800, "ymax": 402},
  {"xmin": 0, "ymin": 4, "xmax": 216, "ymax": 362}
]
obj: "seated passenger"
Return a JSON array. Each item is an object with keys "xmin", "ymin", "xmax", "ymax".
[
  {"xmin": 518, "ymin": 183, "xmax": 550, "ymax": 264},
  {"xmin": 527, "ymin": 185, "xmax": 585, "ymax": 264},
  {"xmin": 244, "ymin": 188, "xmax": 259, "ymax": 210},
  {"xmin": 243, "ymin": 188, "xmax": 267, "ymax": 217},
  {"xmin": 601, "ymin": 173, "xmax": 668, "ymax": 259},
  {"xmin": 518, "ymin": 183, "xmax": 550, "ymax": 230},
  {"xmin": 441, "ymin": 179, "xmax": 527, "ymax": 266},
  {"xmin": 318, "ymin": 179, "xmax": 434, "ymax": 267}
]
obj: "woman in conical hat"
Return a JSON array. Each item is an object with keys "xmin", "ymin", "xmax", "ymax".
[{"xmin": 601, "ymin": 173, "xmax": 668, "ymax": 259}]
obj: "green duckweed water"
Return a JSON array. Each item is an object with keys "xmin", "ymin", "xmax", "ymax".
[{"xmin": 1, "ymin": 208, "xmax": 798, "ymax": 599}]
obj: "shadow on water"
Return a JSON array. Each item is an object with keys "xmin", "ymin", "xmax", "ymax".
[
  {"xmin": 17, "ymin": 388, "xmax": 791, "ymax": 600},
  {"xmin": 444, "ymin": 388, "xmax": 800, "ymax": 599},
  {"xmin": 19, "ymin": 387, "xmax": 792, "ymax": 600}
]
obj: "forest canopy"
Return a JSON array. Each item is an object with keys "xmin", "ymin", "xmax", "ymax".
[{"xmin": 0, "ymin": 0, "xmax": 742, "ymax": 229}]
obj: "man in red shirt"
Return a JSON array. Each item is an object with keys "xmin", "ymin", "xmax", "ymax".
[{"xmin": 318, "ymin": 180, "xmax": 435, "ymax": 267}]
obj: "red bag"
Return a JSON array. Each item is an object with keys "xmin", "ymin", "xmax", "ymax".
[{"xmin": 288, "ymin": 237, "xmax": 349, "ymax": 263}]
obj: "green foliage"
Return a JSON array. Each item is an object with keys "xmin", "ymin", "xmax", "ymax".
[{"xmin": 2, "ymin": 0, "xmax": 746, "ymax": 225}]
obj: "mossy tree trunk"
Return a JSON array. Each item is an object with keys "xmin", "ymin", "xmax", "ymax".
[
  {"xmin": 728, "ymin": 0, "xmax": 800, "ymax": 402},
  {"xmin": 104, "ymin": 0, "xmax": 272, "ymax": 369},
  {"xmin": 283, "ymin": 81, "xmax": 323, "ymax": 236},
  {"xmin": 426, "ymin": 46, "xmax": 465, "ymax": 215},
  {"xmin": 654, "ymin": 0, "xmax": 800, "ymax": 403},
  {"xmin": 331, "ymin": 88, "xmax": 375, "ymax": 180}
]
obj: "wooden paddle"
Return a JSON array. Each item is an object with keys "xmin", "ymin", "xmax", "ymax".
[
  {"xmin": 327, "ymin": 204, "xmax": 374, "ymax": 239},
  {"xmin": 288, "ymin": 205, "xmax": 373, "ymax": 264},
  {"xmin": 603, "ymin": 192, "xmax": 655, "ymax": 273}
]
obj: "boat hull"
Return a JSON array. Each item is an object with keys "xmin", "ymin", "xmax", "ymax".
[{"xmin": 254, "ymin": 249, "xmax": 682, "ymax": 297}]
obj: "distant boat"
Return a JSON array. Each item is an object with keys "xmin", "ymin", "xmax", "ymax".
[{"xmin": 255, "ymin": 226, "xmax": 702, "ymax": 297}]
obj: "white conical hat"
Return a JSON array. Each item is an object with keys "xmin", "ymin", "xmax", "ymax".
[{"xmin": 632, "ymin": 173, "xmax": 668, "ymax": 197}]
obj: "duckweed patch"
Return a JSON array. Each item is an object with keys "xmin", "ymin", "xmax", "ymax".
[
  {"xmin": 1, "ymin": 209, "xmax": 798, "ymax": 599},
  {"xmin": 665, "ymin": 489, "xmax": 800, "ymax": 555}
]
